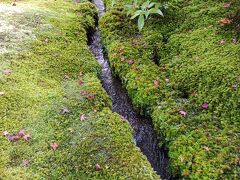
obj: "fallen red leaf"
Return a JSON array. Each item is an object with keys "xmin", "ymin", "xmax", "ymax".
[
  {"xmin": 128, "ymin": 60, "xmax": 134, "ymax": 65},
  {"xmin": 179, "ymin": 110, "xmax": 187, "ymax": 117},
  {"xmin": 79, "ymin": 79, "xmax": 84, "ymax": 85},
  {"xmin": 18, "ymin": 129, "xmax": 26, "ymax": 137},
  {"xmin": 80, "ymin": 90, "xmax": 87, "ymax": 96},
  {"xmin": 95, "ymin": 163, "xmax": 102, "ymax": 170},
  {"xmin": 153, "ymin": 80, "xmax": 160, "ymax": 87},
  {"xmin": 50, "ymin": 143, "xmax": 58, "ymax": 151},
  {"xmin": 80, "ymin": 114, "xmax": 87, "ymax": 121},
  {"xmin": 3, "ymin": 69, "xmax": 12, "ymax": 75},
  {"xmin": 219, "ymin": 18, "xmax": 232, "ymax": 26},
  {"xmin": 202, "ymin": 103, "xmax": 209, "ymax": 109},
  {"xmin": 23, "ymin": 134, "xmax": 31, "ymax": 141}
]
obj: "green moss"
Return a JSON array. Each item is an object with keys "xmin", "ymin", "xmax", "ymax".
[{"xmin": 100, "ymin": 0, "xmax": 240, "ymax": 179}]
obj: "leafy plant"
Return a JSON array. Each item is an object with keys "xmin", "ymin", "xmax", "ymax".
[{"xmin": 126, "ymin": 0, "xmax": 165, "ymax": 31}]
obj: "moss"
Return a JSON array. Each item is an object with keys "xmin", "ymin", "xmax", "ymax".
[
  {"xmin": 0, "ymin": 0, "xmax": 159, "ymax": 179},
  {"xmin": 100, "ymin": 0, "xmax": 240, "ymax": 179}
]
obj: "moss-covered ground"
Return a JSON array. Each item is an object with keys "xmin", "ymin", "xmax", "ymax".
[
  {"xmin": 100, "ymin": 0, "xmax": 240, "ymax": 179},
  {"xmin": 0, "ymin": 0, "xmax": 159, "ymax": 179}
]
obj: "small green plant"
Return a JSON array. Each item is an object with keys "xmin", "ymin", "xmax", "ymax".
[{"xmin": 126, "ymin": 0, "xmax": 165, "ymax": 31}]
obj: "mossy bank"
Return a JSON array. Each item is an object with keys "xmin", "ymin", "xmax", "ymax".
[
  {"xmin": 0, "ymin": 0, "xmax": 159, "ymax": 179},
  {"xmin": 100, "ymin": 0, "xmax": 240, "ymax": 179}
]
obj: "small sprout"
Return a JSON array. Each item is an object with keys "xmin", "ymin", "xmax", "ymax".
[{"xmin": 50, "ymin": 143, "xmax": 59, "ymax": 151}]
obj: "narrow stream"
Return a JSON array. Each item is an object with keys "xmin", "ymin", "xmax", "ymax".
[{"xmin": 89, "ymin": 0, "xmax": 170, "ymax": 179}]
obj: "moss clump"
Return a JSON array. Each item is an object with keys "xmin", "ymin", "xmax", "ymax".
[
  {"xmin": 100, "ymin": 0, "xmax": 240, "ymax": 179},
  {"xmin": 0, "ymin": 0, "xmax": 159, "ymax": 179}
]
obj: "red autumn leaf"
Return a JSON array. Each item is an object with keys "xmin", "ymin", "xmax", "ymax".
[
  {"xmin": 95, "ymin": 163, "xmax": 102, "ymax": 170},
  {"xmin": 3, "ymin": 69, "xmax": 12, "ymax": 75},
  {"xmin": 23, "ymin": 134, "xmax": 31, "ymax": 141},
  {"xmin": 202, "ymin": 103, "xmax": 209, "ymax": 109},
  {"xmin": 128, "ymin": 60, "xmax": 134, "ymax": 65},
  {"xmin": 7, "ymin": 134, "xmax": 22, "ymax": 142},
  {"xmin": 153, "ymin": 80, "xmax": 160, "ymax": 87},
  {"xmin": 79, "ymin": 79, "xmax": 84, "ymax": 85},
  {"xmin": 80, "ymin": 114, "xmax": 87, "ymax": 121},
  {"xmin": 18, "ymin": 129, "xmax": 26, "ymax": 137},
  {"xmin": 179, "ymin": 110, "xmax": 187, "ymax": 117},
  {"xmin": 80, "ymin": 90, "xmax": 87, "ymax": 96},
  {"xmin": 219, "ymin": 18, "xmax": 232, "ymax": 26},
  {"xmin": 50, "ymin": 143, "xmax": 58, "ymax": 151},
  {"xmin": 87, "ymin": 94, "xmax": 95, "ymax": 101}
]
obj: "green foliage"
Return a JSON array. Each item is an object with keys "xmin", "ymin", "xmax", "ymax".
[
  {"xmin": 127, "ymin": 0, "xmax": 164, "ymax": 31},
  {"xmin": 100, "ymin": 0, "xmax": 240, "ymax": 178}
]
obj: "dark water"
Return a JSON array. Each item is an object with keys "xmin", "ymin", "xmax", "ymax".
[{"xmin": 89, "ymin": 0, "xmax": 170, "ymax": 179}]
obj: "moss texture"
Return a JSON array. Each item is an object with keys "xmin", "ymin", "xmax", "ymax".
[
  {"xmin": 100, "ymin": 0, "xmax": 240, "ymax": 179},
  {"xmin": 0, "ymin": 0, "xmax": 159, "ymax": 179}
]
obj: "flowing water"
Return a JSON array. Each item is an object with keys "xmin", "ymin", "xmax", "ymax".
[{"xmin": 89, "ymin": 0, "xmax": 171, "ymax": 179}]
